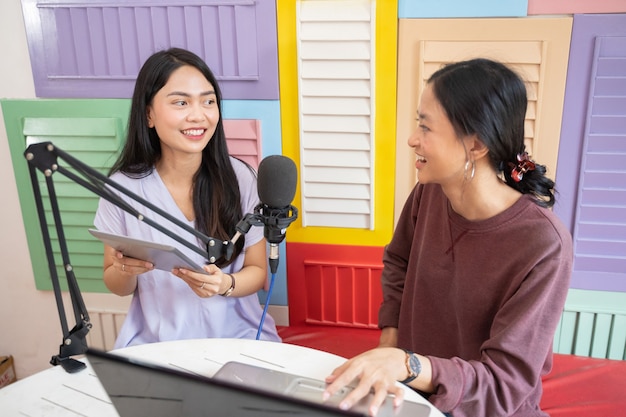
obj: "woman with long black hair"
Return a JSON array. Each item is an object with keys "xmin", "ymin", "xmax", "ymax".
[{"xmin": 94, "ymin": 48, "xmax": 280, "ymax": 348}]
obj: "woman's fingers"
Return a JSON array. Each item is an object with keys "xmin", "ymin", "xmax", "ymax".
[
  {"xmin": 323, "ymin": 348, "xmax": 407, "ymax": 416},
  {"xmin": 173, "ymin": 266, "xmax": 223, "ymax": 297},
  {"xmin": 116, "ymin": 251, "xmax": 153, "ymax": 274}
]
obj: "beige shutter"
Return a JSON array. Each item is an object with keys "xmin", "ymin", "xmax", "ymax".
[{"xmin": 396, "ymin": 18, "xmax": 572, "ymax": 223}]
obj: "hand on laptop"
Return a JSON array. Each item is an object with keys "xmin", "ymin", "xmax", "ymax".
[{"xmin": 323, "ymin": 347, "xmax": 407, "ymax": 416}]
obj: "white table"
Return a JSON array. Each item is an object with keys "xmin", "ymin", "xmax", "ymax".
[{"xmin": 0, "ymin": 339, "xmax": 443, "ymax": 416}]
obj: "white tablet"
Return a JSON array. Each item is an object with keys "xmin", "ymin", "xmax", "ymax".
[{"xmin": 88, "ymin": 229, "xmax": 208, "ymax": 274}]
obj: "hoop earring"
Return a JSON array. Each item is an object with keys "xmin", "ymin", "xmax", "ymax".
[{"xmin": 464, "ymin": 159, "xmax": 475, "ymax": 181}]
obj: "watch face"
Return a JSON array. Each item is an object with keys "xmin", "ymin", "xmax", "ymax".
[{"xmin": 409, "ymin": 354, "xmax": 421, "ymax": 375}]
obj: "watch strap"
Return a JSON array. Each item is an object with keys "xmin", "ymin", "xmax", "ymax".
[{"xmin": 220, "ymin": 273, "xmax": 236, "ymax": 297}]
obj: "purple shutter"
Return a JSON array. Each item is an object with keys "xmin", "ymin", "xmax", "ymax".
[
  {"xmin": 20, "ymin": 0, "xmax": 278, "ymax": 99},
  {"xmin": 554, "ymin": 14, "xmax": 626, "ymax": 292}
]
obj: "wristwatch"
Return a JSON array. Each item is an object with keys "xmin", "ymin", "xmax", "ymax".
[
  {"xmin": 220, "ymin": 273, "xmax": 236, "ymax": 297},
  {"xmin": 400, "ymin": 349, "xmax": 421, "ymax": 385}
]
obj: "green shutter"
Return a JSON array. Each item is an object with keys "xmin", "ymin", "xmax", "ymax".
[
  {"xmin": 553, "ymin": 289, "xmax": 626, "ymax": 360},
  {"xmin": 2, "ymin": 99, "xmax": 131, "ymax": 292}
]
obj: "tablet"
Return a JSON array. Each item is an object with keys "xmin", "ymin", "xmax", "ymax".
[{"xmin": 88, "ymin": 229, "xmax": 208, "ymax": 274}]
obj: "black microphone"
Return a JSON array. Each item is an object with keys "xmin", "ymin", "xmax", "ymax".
[{"xmin": 255, "ymin": 155, "xmax": 298, "ymax": 274}]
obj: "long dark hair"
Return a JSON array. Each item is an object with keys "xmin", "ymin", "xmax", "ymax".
[
  {"xmin": 427, "ymin": 58, "xmax": 556, "ymax": 208},
  {"xmin": 110, "ymin": 47, "xmax": 244, "ymax": 266}
]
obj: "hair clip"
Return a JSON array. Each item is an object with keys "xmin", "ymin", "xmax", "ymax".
[{"xmin": 509, "ymin": 152, "xmax": 536, "ymax": 182}]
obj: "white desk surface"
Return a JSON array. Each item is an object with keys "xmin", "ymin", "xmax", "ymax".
[{"xmin": 0, "ymin": 338, "xmax": 443, "ymax": 417}]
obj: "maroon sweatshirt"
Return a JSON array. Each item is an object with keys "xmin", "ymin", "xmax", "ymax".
[{"xmin": 378, "ymin": 183, "xmax": 573, "ymax": 416}]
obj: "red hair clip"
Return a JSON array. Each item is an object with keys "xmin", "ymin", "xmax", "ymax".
[{"xmin": 509, "ymin": 152, "xmax": 535, "ymax": 182}]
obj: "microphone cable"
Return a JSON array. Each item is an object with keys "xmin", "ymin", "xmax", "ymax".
[{"xmin": 256, "ymin": 271, "xmax": 277, "ymax": 340}]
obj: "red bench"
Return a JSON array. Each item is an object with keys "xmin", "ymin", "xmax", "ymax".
[{"xmin": 541, "ymin": 353, "xmax": 626, "ymax": 416}]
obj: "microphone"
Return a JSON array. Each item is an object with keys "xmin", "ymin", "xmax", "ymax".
[{"xmin": 255, "ymin": 155, "xmax": 298, "ymax": 274}]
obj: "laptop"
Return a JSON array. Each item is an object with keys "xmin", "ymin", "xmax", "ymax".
[
  {"xmin": 214, "ymin": 361, "xmax": 432, "ymax": 417},
  {"xmin": 87, "ymin": 348, "xmax": 432, "ymax": 417}
]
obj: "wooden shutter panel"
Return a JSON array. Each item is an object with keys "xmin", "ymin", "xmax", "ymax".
[
  {"xmin": 24, "ymin": 117, "xmax": 121, "ymax": 283},
  {"xmin": 2, "ymin": 99, "xmax": 130, "ymax": 293},
  {"xmin": 21, "ymin": 0, "xmax": 278, "ymax": 99},
  {"xmin": 570, "ymin": 35, "xmax": 626, "ymax": 290},
  {"xmin": 297, "ymin": 0, "xmax": 375, "ymax": 229},
  {"xmin": 395, "ymin": 18, "xmax": 572, "ymax": 223},
  {"xmin": 223, "ymin": 119, "xmax": 262, "ymax": 169}
]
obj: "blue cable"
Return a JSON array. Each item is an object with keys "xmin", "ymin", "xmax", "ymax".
[{"xmin": 256, "ymin": 272, "xmax": 276, "ymax": 340}]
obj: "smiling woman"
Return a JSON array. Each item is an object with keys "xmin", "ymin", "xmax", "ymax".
[
  {"xmin": 93, "ymin": 48, "xmax": 281, "ymax": 349},
  {"xmin": 322, "ymin": 58, "xmax": 573, "ymax": 417}
]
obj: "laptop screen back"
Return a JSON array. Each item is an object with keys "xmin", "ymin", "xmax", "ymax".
[{"xmin": 86, "ymin": 348, "xmax": 365, "ymax": 417}]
